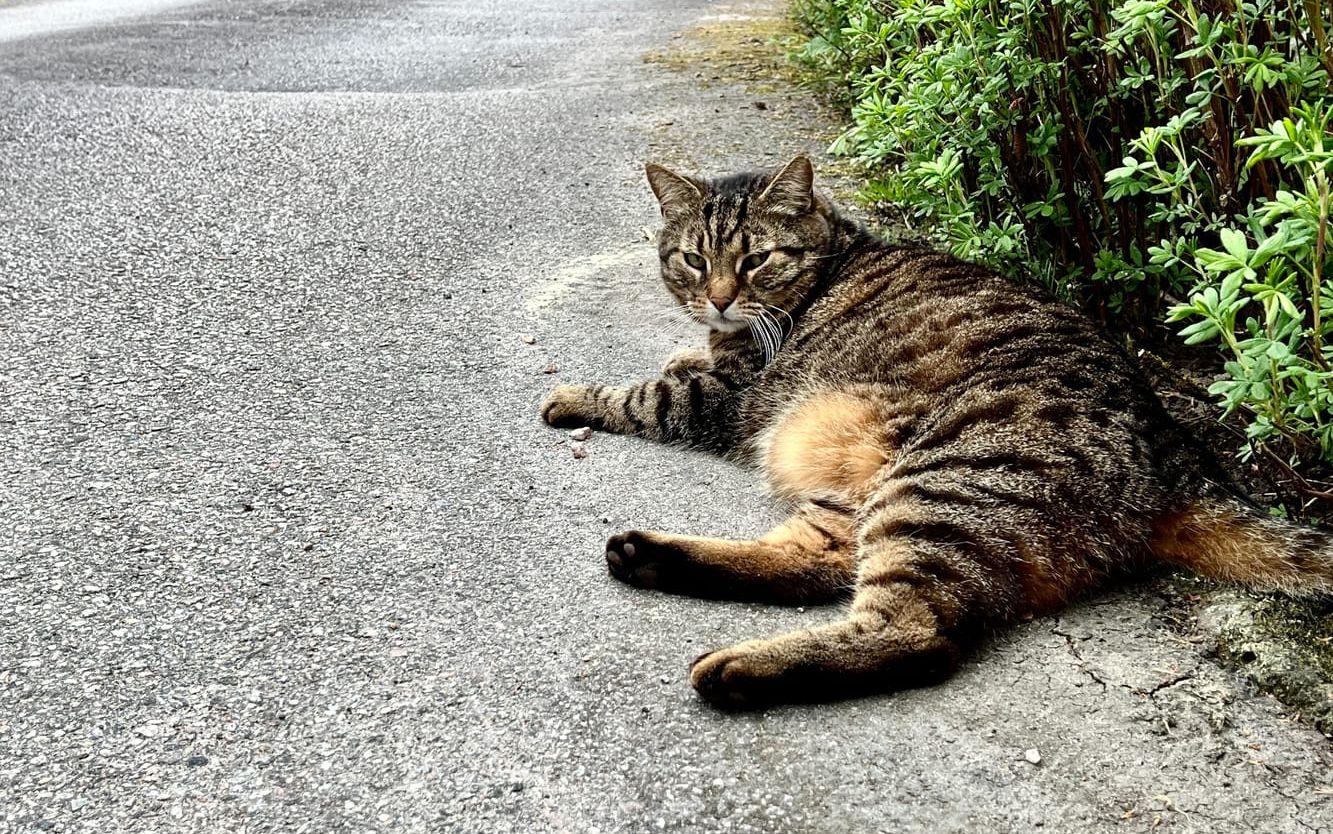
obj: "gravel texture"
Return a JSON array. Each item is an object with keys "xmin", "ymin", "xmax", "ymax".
[{"xmin": 1, "ymin": 1, "xmax": 1331, "ymax": 832}]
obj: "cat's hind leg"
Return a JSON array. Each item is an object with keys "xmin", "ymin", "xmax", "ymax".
[
  {"xmin": 689, "ymin": 525, "xmax": 1018, "ymax": 709},
  {"xmin": 605, "ymin": 503, "xmax": 855, "ymax": 605}
]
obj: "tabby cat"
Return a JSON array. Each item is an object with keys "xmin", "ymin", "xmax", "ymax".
[{"xmin": 540, "ymin": 155, "xmax": 1333, "ymax": 710}]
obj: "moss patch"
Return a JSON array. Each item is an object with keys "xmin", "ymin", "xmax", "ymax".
[
  {"xmin": 1184, "ymin": 581, "xmax": 1333, "ymax": 737},
  {"xmin": 643, "ymin": 2, "xmax": 805, "ymax": 91},
  {"xmin": 1251, "ymin": 597, "xmax": 1333, "ymax": 679}
]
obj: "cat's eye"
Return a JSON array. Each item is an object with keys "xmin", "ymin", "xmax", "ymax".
[
  {"xmin": 739, "ymin": 251, "xmax": 770, "ymax": 272},
  {"xmin": 683, "ymin": 252, "xmax": 707, "ymax": 270}
]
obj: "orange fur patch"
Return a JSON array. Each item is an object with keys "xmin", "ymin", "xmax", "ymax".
[
  {"xmin": 759, "ymin": 509, "xmax": 852, "ymax": 552},
  {"xmin": 1150, "ymin": 503, "xmax": 1298, "ymax": 589},
  {"xmin": 765, "ymin": 392, "xmax": 891, "ymax": 503}
]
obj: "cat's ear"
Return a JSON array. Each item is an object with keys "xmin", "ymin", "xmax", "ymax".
[
  {"xmin": 757, "ymin": 154, "xmax": 815, "ymax": 215},
  {"xmin": 645, "ymin": 162, "xmax": 704, "ymax": 218}
]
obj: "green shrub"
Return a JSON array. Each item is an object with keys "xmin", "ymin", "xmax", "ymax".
[{"xmin": 793, "ymin": 0, "xmax": 1333, "ymax": 464}]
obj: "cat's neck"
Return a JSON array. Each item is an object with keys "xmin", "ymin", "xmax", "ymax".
[{"xmin": 787, "ymin": 213, "xmax": 879, "ymax": 322}]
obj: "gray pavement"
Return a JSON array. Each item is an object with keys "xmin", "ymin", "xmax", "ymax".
[{"xmin": 1, "ymin": 1, "xmax": 1330, "ymax": 832}]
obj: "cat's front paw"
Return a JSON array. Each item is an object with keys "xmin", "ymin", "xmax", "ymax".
[
  {"xmin": 661, "ymin": 347, "xmax": 711, "ymax": 378},
  {"xmin": 540, "ymin": 384, "xmax": 596, "ymax": 429}
]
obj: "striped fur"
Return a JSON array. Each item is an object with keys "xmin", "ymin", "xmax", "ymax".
[{"xmin": 541, "ymin": 155, "xmax": 1333, "ymax": 709}]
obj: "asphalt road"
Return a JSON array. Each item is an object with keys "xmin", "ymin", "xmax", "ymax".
[{"xmin": 1, "ymin": 1, "xmax": 1330, "ymax": 832}]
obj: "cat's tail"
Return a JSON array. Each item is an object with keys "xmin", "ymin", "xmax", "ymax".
[{"xmin": 1151, "ymin": 486, "xmax": 1333, "ymax": 595}]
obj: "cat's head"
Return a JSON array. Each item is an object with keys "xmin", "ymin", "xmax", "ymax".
[{"xmin": 645, "ymin": 155, "xmax": 835, "ymax": 334}]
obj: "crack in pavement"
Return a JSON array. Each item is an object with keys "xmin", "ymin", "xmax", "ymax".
[
  {"xmin": 1053, "ymin": 617, "xmax": 1205, "ymax": 701},
  {"xmin": 1051, "ymin": 620, "xmax": 1114, "ymax": 694}
]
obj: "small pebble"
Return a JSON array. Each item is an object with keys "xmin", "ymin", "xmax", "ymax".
[
  {"xmin": 568, "ymin": 426, "xmax": 592, "ymax": 441},
  {"xmin": 542, "ymin": 362, "xmax": 558, "ymax": 374},
  {"xmin": 519, "ymin": 333, "xmax": 537, "ymax": 344},
  {"xmin": 571, "ymin": 444, "xmax": 587, "ymax": 459},
  {"xmin": 1024, "ymin": 748, "xmax": 1042, "ymax": 765}
]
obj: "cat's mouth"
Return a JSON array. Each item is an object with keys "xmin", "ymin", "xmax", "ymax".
[{"xmin": 702, "ymin": 307, "xmax": 750, "ymax": 333}]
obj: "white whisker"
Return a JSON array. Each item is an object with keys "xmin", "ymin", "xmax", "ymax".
[
  {"xmin": 640, "ymin": 304, "xmax": 693, "ymax": 325},
  {"xmin": 748, "ymin": 310, "xmax": 780, "ymax": 365},
  {"xmin": 752, "ymin": 315, "xmax": 768, "ymax": 356},
  {"xmin": 763, "ymin": 303, "xmax": 795, "ymax": 335},
  {"xmin": 746, "ymin": 319, "xmax": 763, "ymax": 358},
  {"xmin": 754, "ymin": 311, "xmax": 778, "ymax": 364}
]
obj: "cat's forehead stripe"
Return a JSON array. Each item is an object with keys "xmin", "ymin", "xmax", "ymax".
[
  {"xmin": 723, "ymin": 196, "xmax": 748, "ymax": 246},
  {"xmin": 700, "ymin": 193, "xmax": 748, "ymax": 251}
]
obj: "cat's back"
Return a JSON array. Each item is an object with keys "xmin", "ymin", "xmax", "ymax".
[
  {"xmin": 738, "ymin": 245, "xmax": 1174, "ymax": 471},
  {"xmin": 780, "ymin": 246, "xmax": 1127, "ymax": 390}
]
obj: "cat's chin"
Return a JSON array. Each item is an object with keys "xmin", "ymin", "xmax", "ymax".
[{"xmin": 707, "ymin": 317, "xmax": 750, "ymax": 334}]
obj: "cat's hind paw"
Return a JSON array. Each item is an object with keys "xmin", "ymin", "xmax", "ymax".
[{"xmin": 689, "ymin": 641, "xmax": 785, "ymax": 710}]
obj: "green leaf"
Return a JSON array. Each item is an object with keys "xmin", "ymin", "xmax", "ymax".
[{"xmin": 1219, "ymin": 228, "xmax": 1250, "ymax": 262}]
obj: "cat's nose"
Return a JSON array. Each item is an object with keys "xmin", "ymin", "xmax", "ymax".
[{"xmin": 709, "ymin": 295, "xmax": 735, "ymax": 313}]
